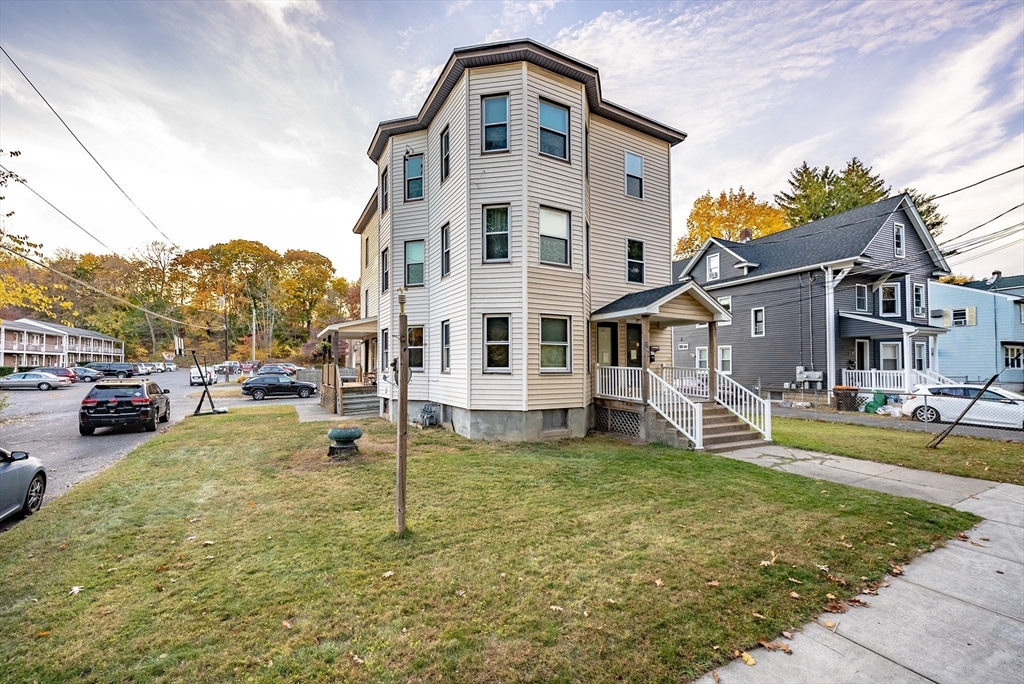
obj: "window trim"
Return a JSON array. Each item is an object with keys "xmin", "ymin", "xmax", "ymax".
[
  {"xmin": 539, "ymin": 206, "xmax": 571, "ymax": 267},
  {"xmin": 404, "ymin": 154, "xmax": 424, "ymax": 202},
  {"xmin": 440, "ymin": 126, "xmax": 451, "ymax": 183},
  {"xmin": 893, "ymin": 222, "xmax": 905, "ymax": 258},
  {"xmin": 405, "ymin": 240, "xmax": 425, "ymax": 287},
  {"xmin": 440, "ymin": 223, "xmax": 451, "ymax": 277},
  {"xmin": 483, "ymin": 205, "xmax": 511, "ymax": 263},
  {"xmin": 718, "ymin": 345, "xmax": 732, "ymax": 375},
  {"xmin": 913, "ymin": 283, "xmax": 925, "ymax": 318},
  {"xmin": 880, "ymin": 283, "xmax": 900, "ymax": 317},
  {"xmin": 626, "ymin": 237, "xmax": 645, "ymax": 284},
  {"xmin": 717, "ymin": 296, "xmax": 732, "ymax": 326},
  {"xmin": 914, "ymin": 341, "xmax": 927, "ymax": 372},
  {"xmin": 381, "ymin": 248, "xmax": 389, "ymax": 292},
  {"xmin": 880, "ymin": 341, "xmax": 902, "ymax": 371},
  {"xmin": 539, "ymin": 315, "xmax": 571, "ymax": 374},
  {"xmin": 706, "ymin": 253, "xmax": 720, "ymax": 281},
  {"xmin": 483, "ymin": 314, "xmax": 512, "ymax": 373},
  {"xmin": 855, "ymin": 284, "xmax": 868, "ymax": 312},
  {"xmin": 481, "ymin": 94, "xmax": 510, "ymax": 154},
  {"xmin": 1004, "ymin": 344, "xmax": 1023, "ymax": 369},
  {"xmin": 380, "ymin": 328, "xmax": 389, "ymax": 372},
  {"xmin": 951, "ymin": 308, "xmax": 968, "ymax": 326},
  {"xmin": 624, "ymin": 150, "xmax": 644, "ymax": 199},
  {"xmin": 364, "ymin": 237, "xmax": 370, "ymax": 266},
  {"xmin": 408, "ymin": 325, "xmax": 424, "ymax": 371},
  {"xmin": 380, "ymin": 167, "xmax": 389, "ymax": 213},
  {"xmin": 538, "ymin": 98, "xmax": 570, "ymax": 162},
  {"xmin": 695, "ymin": 346, "xmax": 708, "ymax": 370},
  {"xmin": 440, "ymin": 320, "xmax": 451, "ymax": 373},
  {"xmin": 751, "ymin": 307, "xmax": 765, "ymax": 337}
]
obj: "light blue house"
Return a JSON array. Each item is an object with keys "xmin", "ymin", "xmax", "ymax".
[{"xmin": 928, "ymin": 275, "xmax": 1024, "ymax": 390}]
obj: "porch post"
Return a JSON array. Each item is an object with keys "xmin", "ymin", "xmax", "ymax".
[
  {"xmin": 902, "ymin": 331, "xmax": 913, "ymax": 392},
  {"xmin": 708, "ymin": 321, "xmax": 718, "ymax": 402},
  {"xmin": 641, "ymin": 315, "xmax": 651, "ymax": 403}
]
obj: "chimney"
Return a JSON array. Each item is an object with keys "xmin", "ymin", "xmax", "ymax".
[{"xmin": 738, "ymin": 228, "xmax": 753, "ymax": 243}]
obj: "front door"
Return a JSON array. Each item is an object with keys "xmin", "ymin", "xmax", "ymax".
[
  {"xmin": 626, "ymin": 323, "xmax": 642, "ymax": 368},
  {"xmin": 855, "ymin": 340, "xmax": 870, "ymax": 370},
  {"xmin": 597, "ymin": 323, "xmax": 618, "ymax": 366}
]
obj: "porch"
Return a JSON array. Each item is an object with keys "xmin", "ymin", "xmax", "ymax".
[
  {"xmin": 838, "ymin": 311, "xmax": 951, "ymax": 392},
  {"xmin": 590, "ymin": 282, "xmax": 771, "ymax": 451},
  {"xmin": 316, "ymin": 318, "xmax": 379, "ymax": 416},
  {"xmin": 841, "ymin": 368, "xmax": 956, "ymax": 393}
]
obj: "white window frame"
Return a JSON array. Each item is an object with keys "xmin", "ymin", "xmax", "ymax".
[
  {"xmin": 483, "ymin": 205, "xmax": 510, "ymax": 263},
  {"xmin": 707, "ymin": 253, "xmax": 720, "ymax": 281},
  {"xmin": 381, "ymin": 248, "xmax": 389, "ymax": 292},
  {"xmin": 483, "ymin": 314, "xmax": 511, "ymax": 373},
  {"xmin": 440, "ymin": 223, "xmax": 451, "ymax": 277},
  {"xmin": 695, "ymin": 346, "xmax": 708, "ymax": 370},
  {"xmin": 539, "ymin": 206, "xmax": 570, "ymax": 266},
  {"xmin": 482, "ymin": 94, "xmax": 509, "ymax": 153},
  {"xmin": 855, "ymin": 284, "xmax": 868, "ymax": 312},
  {"xmin": 880, "ymin": 341, "xmax": 902, "ymax": 371},
  {"xmin": 405, "ymin": 240, "xmax": 425, "ymax": 287},
  {"xmin": 539, "ymin": 316, "xmax": 571, "ymax": 373},
  {"xmin": 914, "ymin": 341, "xmax": 927, "ymax": 371},
  {"xmin": 408, "ymin": 325, "xmax": 424, "ymax": 371},
  {"xmin": 405, "ymin": 154, "xmax": 424, "ymax": 201},
  {"xmin": 381, "ymin": 328, "xmax": 389, "ymax": 372},
  {"xmin": 626, "ymin": 238, "xmax": 645, "ymax": 284},
  {"xmin": 893, "ymin": 222, "xmax": 905, "ymax": 258},
  {"xmin": 913, "ymin": 283, "xmax": 925, "ymax": 317},
  {"xmin": 440, "ymin": 126, "xmax": 451, "ymax": 183},
  {"xmin": 880, "ymin": 283, "xmax": 900, "ymax": 317},
  {"xmin": 625, "ymin": 151, "xmax": 644, "ymax": 199},
  {"xmin": 718, "ymin": 345, "xmax": 732, "ymax": 375},
  {"xmin": 1005, "ymin": 345, "xmax": 1023, "ymax": 369},
  {"xmin": 440, "ymin": 320, "xmax": 451, "ymax": 373},
  {"xmin": 717, "ymin": 296, "xmax": 732, "ymax": 326},
  {"xmin": 751, "ymin": 307, "xmax": 765, "ymax": 337},
  {"xmin": 538, "ymin": 99, "xmax": 569, "ymax": 161},
  {"xmin": 952, "ymin": 308, "xmax": 968, "ymax": 326}
]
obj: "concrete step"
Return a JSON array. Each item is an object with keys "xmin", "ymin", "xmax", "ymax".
[
  {"xmin": 705, "ymin": 438, "xmax": 773, "ymax": 453},
  {"xmin": 702, "ymin": 429, "xmax": 758, "ymax": 446},
  {"xmin": 703, "ymin": 421, "xmax": 747, "ymax": 436}
]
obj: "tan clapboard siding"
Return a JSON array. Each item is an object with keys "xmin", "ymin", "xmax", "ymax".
[
  {"xmin": 524, "ymin": 64, "xmax": 587, "ymax": 409},
  {"xmin": 376, "ymin": 138, "xmax": 393, "ymax": 401},
  {"xmin": 360, "ymin": 208, "xmax": 379, "ymax": 321},
  {"xmin": 588, "ymin": 115, "xmax": 672, "ymax": 310},
  {"xmin": 658, "ymin": 293, "xmax": 714, "ymax": 321},
  {"xmin": 466, "ymin": 64, "xmax": 526, "ymax": 410}
]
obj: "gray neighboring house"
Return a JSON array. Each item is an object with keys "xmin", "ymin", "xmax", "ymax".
[{"xmin": 671, "ymin": 194, "xmax": 955, "ymax": 394}]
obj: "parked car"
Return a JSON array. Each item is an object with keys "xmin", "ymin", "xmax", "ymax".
[
  {"xmin": 0, "ymin": 448, "xmax": 46, "ymax": 522},
  {"xmin": 279, "ymin": 363, "xmax": 305, "ymax": 372},
  {"xmin": 0, "ymin": 372, "xmax": 72, "ymax": 391},
  {"xmin": 71, "ymin": 367, "xmax": 105, "ymax": 382},
  {"xmin": 85, "ymin": 362, "xmax": 135, "ymax": 378},
  {"xmin": 257, "ymin": 364, "xmax": 295, "ymax": 376},
  {"xmin": 79, "ymin": 380, "xmax": 171, "ymax": 435},
  {"xmin": 33, "ymin": 367, "xmax": 78, "ymax": 383},
  {"xmin": 242, "ymin": 375, "xmax": 317, "ymax": 400},
  {"xmin": 165, "ymin": 362, "xmax": 178, "ymax": 372},
  {"xmin": 132, "ymin": 363, "xmax": 152, "ymax": 376},
  {"xmin": 903, "ymin": 384, "xmax": 1024, "ymax": 430},
  {"xmin": 151, "ymin": 362, "xmax": 166, "ymax": 372},
  {"xmin": 189, "ymin": 367, "xmax": 218, "ymax": 386}
]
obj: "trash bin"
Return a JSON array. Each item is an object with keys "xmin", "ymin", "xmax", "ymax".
[{"xmin": 833, "ymin": 385, "xmax": 859, "ymax": 412}]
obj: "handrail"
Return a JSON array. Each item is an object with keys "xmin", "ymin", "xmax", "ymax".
[
  {"xmin": 648, "ymin": 369, "xmax": 703, "ymax": 449},
  {"xmin": 595, "ymin": 365, "xmax": 644, "ymax": 402},
  {"xmin": 714, "ymin": 370, "xmax": 771, "ymax": 440}
]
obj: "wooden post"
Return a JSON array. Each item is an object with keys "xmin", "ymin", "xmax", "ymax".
[
  {"xmin": 708, "ymin": 321, "xmax": 718, "ymax": 402},
  {"xmin": 640, "ymin": 315, "xmax": 651, "ymax": 403},
  {"xmin": 396, "ymin": 291, "xmax": 409, "ymax": 536},
  {"xmin": 334, "ymin": 335, "xmax": 342, "ymax": 415}
]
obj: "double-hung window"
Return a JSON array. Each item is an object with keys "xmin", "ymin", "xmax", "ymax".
[
  {"xmin": 484, "ymin": 206, "xmax": 509, "ymax": 262},
  {"xmin": 483, "ymin": 95, "xmax": 509, "ymax": 152},
  {"xmin": 405, "ymin": 154, "xmax": 423, "ymax": 200},
  {"xmin": 718, "ymin": 296, "xmax": 732, "ymax": 326},
  {"xmin": 893, "ymin": 223, "xmax": 905, "ymax": 258},
  {"xmin": 381, "ymin": 248, "xmax": 389, "ymax": 292},
  {"xmin": 380, "ymin": 168, "xmax": 389, "ymax": 212},
  {"xmin": 627, "ymin": 239, "xmax": 644, "ymax": 283},
  {"xmin": 540, "ymin": 317, "xmax": 570, "ymax": 372},
  {"xmin": 625, "ymin": 151, "xmax": 644, "ymax": 199},
  {"xmin": 706, "ymin": 253, "xmax": 720, "ymax": 281},
  {"xmin": 695, "ymin": 346, "xmax": 708, "ymax": 370},
  {"xmin": 440, "ymin": 126, "xmax": 450, "ymax": 182},
  {"xmin": 718, "ymin": 346, "xmax": 732, "ymax": 374},
  {"xmin": 855, "ymin": 284, "xmax": 868, "ymax": 311},
  {"xmin": 1005, "ymin": 345, "xmax": 1023, "ymax": 369},
  {"xmin": 539, "ymin": 207, "xmax": 569, "ymax": 265},
  {"xmin": 440, "ymin": 224, "xmax": 451, "ymax": 277},
  {"xmin": 539, "ymin": 100, "xmax": 568, "ymax": 160},
  {"xmin": 484, "ymin": 315, "xmax": 510, "ymax": 372},
  {"xmin": 381, "ymin": 329, "xmax": 389, "ymax": 372},
  {"xmin": 751, "ymin": 308, "xmax": 765, "ymax": 337},
  {"xmin": 880, "ymin": 284, "xmax": 899, "ymax": 316},
  {"xmin": 913, "ymin": 284, "xmax": 925, "ymax": 317},
  {"xmin": 405, "ymin": 240, "xmax": 424, "ymax": 286},
  {"xmin": 408, "ymin": 326, "xmax": 424, "ymax": 370},
  {"xmin": 440, "ymin": 321, "xmax": 451, "ymax": 372}
]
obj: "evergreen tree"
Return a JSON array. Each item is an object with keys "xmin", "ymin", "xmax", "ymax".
[
  {"xmin": 900, "ymin": 187, "xmax": 947, "ymax": 239},
  {"xmin": 775, "ymin": 157, "xmax": 889, "ymax": 226}
]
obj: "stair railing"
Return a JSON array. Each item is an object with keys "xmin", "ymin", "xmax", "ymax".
[
  {"xmin": 647, "ymin": 369, "xmax": 703, "ymax": 449},
  {"xmin": 714, "ymin": 370, "xmax": 771, "ymax": 440}
]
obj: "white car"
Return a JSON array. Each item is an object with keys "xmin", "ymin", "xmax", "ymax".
[
  {"xmin": 0, "ymin": 371, "xmax": 72, "ymax": 391},
  {"xmin": 903, "ymin": 384, "xmax": 1024, "ymax": 430},
  {"xmin": 189, "ymin": 367, "xmax": 218, "ymax": 386}
]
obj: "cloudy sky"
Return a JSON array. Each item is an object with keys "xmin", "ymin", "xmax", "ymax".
[{"xmin": 1, "ymin": 0, "xmax": 1021, "ymax": 281}]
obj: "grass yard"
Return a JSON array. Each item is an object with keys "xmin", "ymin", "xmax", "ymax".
[
  {"xmin": 773, "ymin": 417, "xmax": 1024, "ymax": 485},
  {"xmin": 0, "ymin": 406, "xmax": 978, "ymax": 683}
]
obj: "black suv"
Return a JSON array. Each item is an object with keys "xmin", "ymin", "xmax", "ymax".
[
  {"xmin": 79, "ymin": 380, "xmax": 170, "ymax": 435},
  {"xmin": 85, "ymin": 362, "xmax": 135, "ymax": 378},
  {"xmin": 242, "ymin": 375, "xmax": 317, "ymax": 401}
]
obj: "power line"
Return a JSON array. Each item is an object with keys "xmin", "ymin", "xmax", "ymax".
[
  {"xmin": 931, "ymin": 165, "xmax": 1024, "ymax": 200},
  {"xmin": 938, "ymin": 203, "xmax": 1024, "ymax": 246},
  {"xmin": 0, "ymin": 43, "xmax": 178, "ymax": 247},
  {"xmin": 0, "ymin": 242, "xmax": 215, "ymax": 331},
  {"xmin": 0, "ymin": 162, "xmax": 114, "ymax": 253}
]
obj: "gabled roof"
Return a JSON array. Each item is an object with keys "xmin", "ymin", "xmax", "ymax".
[
  {"xmin": 678, "ymin": 194, "xmax": 950, "ymax": 286},
  {"xmin": 591, "ymin": 281, "xmax": 731, "ymax": 323},
  {"xmin": 963, "ymin": 274, "xmax": 1024, "ymax": 291},
  {"xmin": 352, "ymin": 191, "xmax": 378, "ymax": 235},
  {"xmin": 368, "ymin": 39, "xmax": 687, "ymax": 163},
  {"xmin": 671, "ymin": 258, "xmax": 691, "ymax": 282}
]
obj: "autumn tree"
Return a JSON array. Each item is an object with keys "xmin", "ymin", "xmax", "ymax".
[
  {"xmin": 281, "ymin": 249, "xmax": 335, "ymax": 331},
  {"xmin": 675, "ymin": 187, "xmax": 789, "ymax": 257},
  {"xmin": 938, "ymin": 273, "xmax": 973, "ymax": 284},
  {"xmin": 774, "ymin": 158, "xmax": 889, "ymax": 226}
]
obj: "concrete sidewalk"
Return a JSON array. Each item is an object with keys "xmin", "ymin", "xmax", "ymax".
[{"xmin": 696, "ymin": 444, "xmax": 1024, "ymax": 684}]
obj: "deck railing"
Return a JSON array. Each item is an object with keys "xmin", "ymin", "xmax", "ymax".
[
  {"xmin": 842, "ymin": 369, "xmax": 955, "ymax": 392},
  {"xmin": 715, "ymin": 370, "xmax": 771, "ymax": 440},
  {"xmin": 648, "ymin": 370, "xmax": 703, "ymax": 449},
  {"xmin": 595, "ymin": 365, "xmax": 644, "ymax": 402},
  {"xmin": 660, "ymin": 366, "xmax": 710, "ymax": 399}
]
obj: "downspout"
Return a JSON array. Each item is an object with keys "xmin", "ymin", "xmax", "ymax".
[
  {"xmin": 822, "ymin": 265, "xmax": 834, "ymax": 393},
  {"xmin": 797, "ymin": 274, "xmax": 804, "ymax": 366}
]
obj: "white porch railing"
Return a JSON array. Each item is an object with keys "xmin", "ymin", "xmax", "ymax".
[
  {"xmin": 660, "ymin": 366, "xmax": 710, "ymax": 399},
  {"xmin": 595, "ymin": 365, "xmax": 644, "ymax": 402},
  {"xmin": 715, "ymin": 370, "xmax": 771, "ymax": 440},
  {"xmin": 648, "ymin": 370, "xmax": 703, "ymax": 449},
  {"xmin": 841, "ymin": 368, "xmax": 956, "ymax": 392},
  {"xmin": 914, "ymin": 368, "xmax": 955, "ymax": 386}
]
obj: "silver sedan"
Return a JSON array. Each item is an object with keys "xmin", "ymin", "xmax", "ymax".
[
  {"xmin": 0, "ymin": 371, "xmax": 73, "ymax": 391},
  {"xmin": 0, "ymin": 448, "xmax": 46, "ymax": 522}
]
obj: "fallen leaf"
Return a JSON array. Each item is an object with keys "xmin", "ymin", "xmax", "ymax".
[
  {"xmin": 824, "ymin": 620, "xmax": 836, "ymax": 628},
  {"xmin": 789, "ymin": 591, "xmax": 801, "ymax": 599},
  {"xmin": 203, "ymin": 555, "xmax": 214, "ymax": 560},
  {"xmin": 981, "ymin": 537, "xmax": 990, "ymax": 542},
  {"xmin": 248, "ymin": 501, "xmax": 255, "ymax": 507},
  {"xmin": 654, "ymin": 578, "xmax": 664, "ymax": 587},
  {"xmin": 155, "ymin": 565, "xmax": 169, "ymax": 573},
  {"xmin": 155, "ymin": 583, "xmax": 163, "ymax": 592},
  {"xmin": 890, "ymin": 565, "xmax": 904, "ymax": 576},
  {"xmin": 455, "ymin": 590, "xmax": 466, "ymax": 597},
  {"xmin": 741, "ymin": 651, "xmax": 756, "ymax": 666},
  {"xmin": 788, "ymin": 577, "xmax": 802, "ymax": 584},
  {"xmin": 34, "ymin": 631, "xmax": 50, "ymax": 638},
  {"xmin": 185, "ymin": 536, "xmax": 197, "ymax": 542},
  {"xmin": 381, "ymin": 571, "xmax": 394, "ymax": 579},
  {"xmin": 550, "ymin": 605, "xmax": 564, "ymax": 612},
  {"xmin": 202, "ymin": 541, "xmax": 214, "ymax": 546},
  {"xmin": 500, "ymin": 572, "xmax": 507, "ymax": 579},
  {"xmin": 583, "ymin": 610, "xmax": 590, "ymax": 617},
  {"xmin": 847, "ymin": 597, "xmax": 869, "ymax": 608},
  {"xmin": 712, "ymin": 672, "xmax": 720, "ymax": 683},
  {"xmin": 68, "ymin": 586, "xmax": 82, "ymax": 596},
  {"xmin": 782, "ymin": 631, "xmax": 793, "ymax": 639},
  {"xmin": 816, "ymin": 564, "xmax": 829, "ymax": 572},
  {"xmin": 706, "ymin": 580, "xmax": 720, "ymax": 587},
  {"xmin": 116, "ymin": 554, "xmax": 123, "ymax": 560},
  {"xmin": 606, "ymin": 599, "xmax": 616, "ymax": 604},
  {"xmin": 758, "ymin": 640, "xmax": 778, "ymax": 651},
  {"xmin": 752, "ymin": 612, "xmax": 766, "ymax": 620},
  {"xmin": 759, "ymin": 551, "xmax": 778, "ymax": 567},
  {"xmin": 282, "ymin": 620, "xmax": 292, "ymax": 629},
  {"xmin": 970, "ymin": 541, "xmax": 986, "ymax": 547},
  {"xmin": 825, "ymin": 600, "xmax": 849, "ymax": 613},
  {"xmin": 351, "ymin": 654, "xmax": 364, "ymax": 665},
  {"xmin": 778, "ymin": 642, "xmax": 792, "ymax": 654},
  {"xmin": 827, "ymin": 574, "xmax": 848, "ymax": 586},
  {"xmin": 956, "ymin": 532, "xmax": 969, "ymax": 541},
  {"xmin": 188, "ymin": 517, "xmax": 200, "ymax": 523},
  {"xmin": 826, "ymin": 593, "xmax": 836, "ymax": 600}
]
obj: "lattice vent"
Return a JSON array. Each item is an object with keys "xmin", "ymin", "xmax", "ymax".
[{"xmin": 595, "ymin": 406, "xmax": 641, "ymax": 437}]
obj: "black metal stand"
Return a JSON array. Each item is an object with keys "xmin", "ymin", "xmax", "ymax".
[{"xmin": 191, "ymin": 350, "xmax": 228, "ymax": 417}]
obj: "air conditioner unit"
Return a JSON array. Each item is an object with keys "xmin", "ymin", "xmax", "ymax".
[{"xmin": 929, "ymin": 309, "xmax": 944, "ymax": 318}]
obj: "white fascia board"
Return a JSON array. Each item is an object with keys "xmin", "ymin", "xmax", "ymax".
[
  {"xmin": 678, "ymin": 238, "xmax": 747, "ymax": 279},
  {"xmin": 899, "ymin": 197, "xmax": 951, "ymax": 274}
]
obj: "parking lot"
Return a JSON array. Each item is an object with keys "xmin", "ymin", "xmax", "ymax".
[{"xmin": 0, "ymin": 370, "xmax": 322, "ymax": 529}]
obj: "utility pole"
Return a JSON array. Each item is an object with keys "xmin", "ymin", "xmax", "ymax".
[
  {"xmin": 251, "ymin": 304, "xmax": 257, "ymax": 363},
  {"xmin": 396, "ymin": 289, "xmax": 409, "ymax": 535}
]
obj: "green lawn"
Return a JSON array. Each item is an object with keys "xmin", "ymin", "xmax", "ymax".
[
  {"xmin": 773, "ymin": 417, "xmax": 1024, "ymax": 485},
  {"xmin": 0, "ymin": 406, "xmax": 977, "ymax": 683}
]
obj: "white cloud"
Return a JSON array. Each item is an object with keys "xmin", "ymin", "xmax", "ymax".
[
  {"xmin": 486, "ymin": 0, "xmax": 560, "ymax": 41},
  {"xmin": 388, "ymin": 63, "xmax": 445, "ymax": 114},
  {"xmin": 244, "ymin": 0, "xmax": 333, "ymax": 52}
]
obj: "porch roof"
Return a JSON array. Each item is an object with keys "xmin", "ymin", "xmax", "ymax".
[
  {"xmin": 317, "ymin": 318, "xmax": 378, "ymax": 340},
  {"xmin": 591, "ymin": 281, "xmax": 731, "ymax": 326},
  {"xmin": 838, "ymin": 311, "xmax": 947, "ymax": 338}
]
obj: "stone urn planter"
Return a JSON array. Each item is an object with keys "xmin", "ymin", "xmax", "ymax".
[{"xmin": 328, "ymin": 426, "xmax": 363, "ymax": 458}]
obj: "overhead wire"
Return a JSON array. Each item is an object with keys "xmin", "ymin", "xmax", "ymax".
[
  {"xmin": 930, "ymin": 165, "xmax": 1024, "ymax": 200},
  {"xmin": 938, "ymin": 203, "xmax": 1024, "ymax": 245}
]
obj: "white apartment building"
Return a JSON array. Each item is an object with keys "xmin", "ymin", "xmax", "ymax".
[{"xmin": 0, "ymin": 318, "xmax": 125, "ymax": 368}]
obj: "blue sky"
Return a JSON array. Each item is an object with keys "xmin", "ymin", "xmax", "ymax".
[{"xmin": 1, "ymin": 0, "xmax": 1021, "ymax": 280}]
